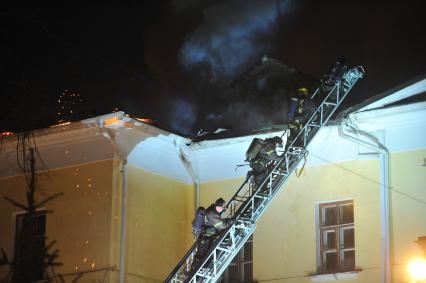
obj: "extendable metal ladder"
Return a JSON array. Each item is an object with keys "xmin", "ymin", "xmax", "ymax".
[{"xmin": 165, "ymin": 66, "xmax": 365, "ymax": 283}]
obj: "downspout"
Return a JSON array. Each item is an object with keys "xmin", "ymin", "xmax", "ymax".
[
  {"xmin": 338, "ymin": 116, "xmax": 390, "ymax": 283},
  {"xmin": 119, "ymin": 159, "xmax": 128, "ymax": 283},
  {"xmin": 174, "ymin": 140, "xmax": 200, "ymax": 212},
  {"xmin": 96, "ymin": 117, "xmax": 129, "ymax": 283},
  {"xmin": 194, "ymin": 183, "xmax": 200, "ymax": 212}
]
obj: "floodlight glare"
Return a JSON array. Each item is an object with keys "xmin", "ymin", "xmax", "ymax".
[{"xmin": 407, "ymin": 258, "xmax": 426, "ymax": 280}]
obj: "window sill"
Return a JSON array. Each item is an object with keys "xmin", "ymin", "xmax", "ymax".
[{"xmin": 309, "ymin": 271, "xmax": 358, "ymax": 281}]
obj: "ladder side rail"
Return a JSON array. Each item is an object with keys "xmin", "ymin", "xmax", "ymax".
[
  {"xmin": 165, "ymin": 230, "xmax": 236, "ymax": 280},
  {"xmin": 227, "ymin": 159, "xmax": 291, "ymax": 227},
  {"xmin": 225, "ymin": 180, "xmax": 252, "ymax": 215},
  {"xmin": 226, "ymin": 79, "xmax": 337, "ymax": 224},
  {"xmin": 226, "ymin": 180, "xmax": 248, "ymax": 210},
  {"xmin": 288, "ymin": 83, "xmax": 338, "ymax": 152},
  {"xmin": 180, "ymin": 69, "xmax": 358, "ymax": 281},
  {"xmin": 185, "ymin": 225, "xmax": 235, "ymax": 282},
  {"xmin": 250, "ymin": 152, "xmax": 306, "ymax": 222},
  {"xmin": 231, "ymin": 83, "xmax": 340, "ymax": 202},
  {"xmin": 166, "ymin": 208, "xmax": 254, "ymax": 282},
  {"xmin": 206, "ymin": 225, "xmax": 257, "ymax": 282},
  {"xmin": 286, "ymin": 82, "xmax": 339, "ymax": 150},
  {"xmin": 164, "ymin": 241, "xmax": 197, "ymax": 282},
  {"xmin": 240, "ymin": 66, "xmax": 365, "ymax": 223},
  {"xmin": 227, "ymin": 182, "xmax": 257, "ymax": 220},
  {"xmin": 165, "ymin": 66, "xmax": 365, "ymax": 283},
  {"xmin": 287, "ymin": 66, "xmax": 364, "ymax": 151},
  {"xmin": 190, "ymin": 149, "xmax": 308, "ymax": 282},
  {"xmin": 165, "ymin": 182, "xmax": 255, "ymax": 281},
  {"xmin": 182, "ymin": 67, "xmax": 357, "ymax": 282},
  {"xmin": 187, "ymin": 220, "xmax": 256, "ymax": 282},
  {"xmin": 165, "ymin": 241, "xmax": 199, "ymax": 282},
  {"xmin": 184, "ymin": 182, "xmax": 273, "ymax": 281}
]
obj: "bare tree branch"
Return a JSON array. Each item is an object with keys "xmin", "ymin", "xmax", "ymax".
[
  {"xmin": 36, "ymin": 192, "xmax": 64, "ymax": 209},
  {"xmin": 44, "ymin": 240, "xmax": 58, "ymax": 252},
  {"xmin": 3, "ymin": 196, "xmax": 28, "ymax": 211}
]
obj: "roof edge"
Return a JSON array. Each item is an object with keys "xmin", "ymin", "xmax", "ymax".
[{"xmin": 345, "ymin": 73, "xmax": 426, "ymax": 114}]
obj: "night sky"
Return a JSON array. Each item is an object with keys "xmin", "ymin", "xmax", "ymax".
[{"xmin": 2, "ymin": 1, "xmax": 425, "ymax": 135}]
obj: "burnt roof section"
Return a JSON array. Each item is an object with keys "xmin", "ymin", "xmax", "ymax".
[
  {"xmin": 188, "ymin": 124, "xmax": 288, "ymax": 144},
  {"xmin": 194, "ymin": 56, "xmax": 319, "ymax": 135},
  {"xmin": 231, "ymin": 55, "xmax": 318, "ymax": 96}
]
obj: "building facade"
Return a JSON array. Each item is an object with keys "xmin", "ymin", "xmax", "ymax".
[{"xmin": 1, "ymin": 77, "xmax": 425, "ymax": 282}]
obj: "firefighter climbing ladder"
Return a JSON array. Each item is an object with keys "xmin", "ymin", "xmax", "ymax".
[{"xmin": 165, "ymin": 66, "xmax": 365, "ymax": 283}]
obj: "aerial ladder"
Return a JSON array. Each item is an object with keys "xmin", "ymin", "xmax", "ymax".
[{"xmin": 165, "ymin": 64, "xmax": 365, "ymax": 283}]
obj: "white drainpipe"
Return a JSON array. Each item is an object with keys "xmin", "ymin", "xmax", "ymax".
[
  {"xmin": 194, "ymin": 183, "xmax": 200, "ymax": 212},
  {"xmin": 96, "ymin": 118, "xmax": 129, "ymax": 283},
  {"xmin": 338, "ymin": 117, "xmax": 390, "ymax": 283},
  {"xmin": 174, "ymin": 140, "xmax": 200, "ymax": 211},
  {"xmin": 119, "ymin": 159, "xmax": 128, "ymax": 283}
]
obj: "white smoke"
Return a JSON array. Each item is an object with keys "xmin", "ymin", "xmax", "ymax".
[
  {"xmin": 179, "ymin": 0, "xmax": 293, "ymax": 82},
  {"xmin": 167, "ymin": 98, "xmax": 197, "ymax": 135}
]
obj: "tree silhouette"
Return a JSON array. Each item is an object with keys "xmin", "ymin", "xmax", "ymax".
[{"xmin": 0, "ymin": 133, "xmax": 64, "ymax": 283}]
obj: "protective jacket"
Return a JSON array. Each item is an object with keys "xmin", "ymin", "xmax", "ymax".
[
  {"xmin": 328, "ymin": 61, "xmax": 348, "ymax": 82},
  {"xmin": 247, "ymin": 139, "xmax": 281, "ymax": 187},
  {"xmin": 260, "ymin": 139, "xmax": 281, "ymax": 162},
  {"xmin": 204, "ymin": 204, "xmax": 228, "ymax": 237},
  {"xmin": 288, "ymin": 97, "xmax": 317, "ymax": 126}
]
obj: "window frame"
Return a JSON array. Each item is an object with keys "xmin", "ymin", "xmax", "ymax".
[
  {"xmin": 317, "ymin": 200, "xmax": 355, "ymax": 274},
  {"xmin": 13, "ymin": 210, "xmax": 47, "ymax": 281}
]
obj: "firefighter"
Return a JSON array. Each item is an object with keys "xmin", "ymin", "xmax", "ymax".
[
  {"xmin": 246, "ymin": 156, "xmax": 268, "ymax": 189},
  {"xmin": 286, "ymin": 87, "xmax": 317, "ymax": 149},
  {"xmin": 189, "ymin": 198, "xmax": 230, "ymax": 275},
  {"xmin": 246, "ymin": 136, "xmax": 283, "ymax": 189},
  {"xmin": 260, "ymin": 136, "xmax": 283, "ymax": 162},
  {"xmin": 327, "ymin": 57, "xmax": 348, "ymax": 83},
  {"xmin": 321, "ymin": 58, "xmax": 349, "ymax": 93},
  {"xmin": 204, "ymin": 198, "xmax": 229, "ymax": 237}
]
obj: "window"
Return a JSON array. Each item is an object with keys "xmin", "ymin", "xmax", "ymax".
[
  {"xmin": 14, "ymin": 211, "xmax": 46, "ymax": 281},
  {"xmin": 319, "ymin": 200, "xmax": 355, "ymax": 274},
  {"xmin": 220, "ymin": 236, "xmax": 253, "ymax": 283}
]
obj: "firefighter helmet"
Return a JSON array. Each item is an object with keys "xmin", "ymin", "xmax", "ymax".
[
  {"xmin": 297, "ymin": 87, "xmax": 308, "ymax": 96},
  {"xmin": 215, "ymin": 198, "xmax": 226, "ymax": 208},
  {"xmin": 271, "ymin": 136, "xmax": 283, "ymax": 146}
]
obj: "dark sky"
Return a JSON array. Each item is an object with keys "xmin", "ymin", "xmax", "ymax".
[{"xmin": 2, "ymin": 1, "xmax": 425, "ymax": 135}]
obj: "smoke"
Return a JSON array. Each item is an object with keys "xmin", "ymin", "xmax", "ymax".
[
  {"xmin": 202, "ymin": 90, "xmax": 290, "ymax": 132},
  {"xmin": 167, "ymin": 98, "xmax": 197, "ymax": 135},
  {"xmin": 179, "ymin": 0, "xmax": 292, "ymax": 82},
  {"xmin": 165, "ymin": 0, "xmax": 307, "ymax": 135}
]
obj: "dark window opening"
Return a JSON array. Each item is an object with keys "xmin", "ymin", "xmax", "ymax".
[
  {"xmin": 14, "ymin": 211, "xmax": 47, "ymax": 281},
  {"xmin": 319, "ymin": 200, "xmax": 355, "ymax": 274}
]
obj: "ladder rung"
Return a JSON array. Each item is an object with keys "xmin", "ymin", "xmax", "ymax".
[
  {"xmin": 307, "ymin": 123, "xmax": 321, "ymax": 128},
  {"xmin": 216, "ymin": 247, "xmax": 232, "ymax": 253},
  {"xmin": 324, "ymin": 102, "xmax": 337, "ymax": 106}
]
